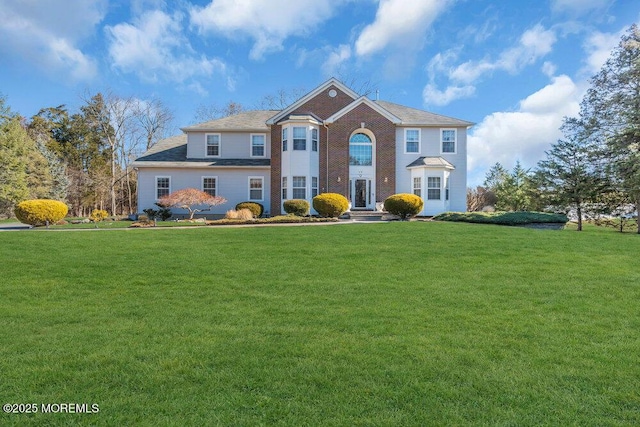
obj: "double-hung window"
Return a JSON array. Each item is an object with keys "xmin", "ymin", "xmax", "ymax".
[
  {"xmin": 427, "ymin": 177, "xmax": 441, "ymax": 200},
  {"xmin": 293, "ymin": 127, "xmax": 306, "ymax": 150},
  {"xmin": 413, "ymin": 177, "xmax": 421, "ymax": 198},
  {"xmin": 282, "ymin": 176, "xmax": 287, "ymax": 200},
  {"xmin": 156, "ymin": 177, "xmax": 170, "ymax": 199},
  {"xmin": 282, "ymin": 127, "xmax": 288, "ymax": 152},
  {"xmin": 251, "ymin": 134, "xmax": 265, "ymax": 157},
  {"xmin": 405, "ymin": 129, "xmax": 420, "ymax": 153},
  {"xmin": 206, "ymin": 134, "xmax": 220, "ymax": 156},
  {"xmin": 249, "ymin": 177, "xmax": 264, "ymax": 201},
  {"xmin": 311, "ymin": 128, "xmax": 318, "ymax": 152},
  {"xmin": 441, "ymin": 129, "xmax": 456, "ymax": 153},
  {"xmin": 292, "ymin": 176, "xmax": 306, "ymax": 199},
  {"xmin": 202, "ymin": 177, "xmax": 217, "ymax": 196}
]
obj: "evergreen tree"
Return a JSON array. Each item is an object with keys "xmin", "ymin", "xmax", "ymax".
[{"xmin": 581, "ymin": 24, "xmax": 640, "ymax": 233}]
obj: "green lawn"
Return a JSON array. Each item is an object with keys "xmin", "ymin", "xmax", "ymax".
[{"xmin": 0, "ymin": 222, "xmax": 638, "ymax": 426}]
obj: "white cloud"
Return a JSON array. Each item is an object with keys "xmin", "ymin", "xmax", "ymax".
[
  {"xmin": 581, "ymin": 28, "xmax": 625, "ymax": 76},
  {"xmin": 541, "ymin": 61, "xmax": 557, "ymax": 77},
  {"xmin": 451, "ymin": 24, "xmax": 557, "ymax": 84},
  {"xmin": 423, "ymin": 83, "xmax": 475, "ymax": 106},
  {"xmin": 189, "ymin": 0, "xmax": 340, "ymax": 60},
  {"xmin": 106, "ymin": 10, "xmax": 231, "ymax": 91},
  {"xmin": 467, "ymin": 75, "xmax": 582, "ymax": 186},
  {"xmin": 355, "ymin": 0, "xmax": 449, "ymax": 57},
  {"xmin": 322, "ymin": 45, "xmax": 352, "ymax": 76},
  {"xmin": 551, "ymin": 0, "xmax": 612, "ymax": 14},
  {"xmin": 0, "ymin": 0, "xmax": 105, "ymax": 81}
]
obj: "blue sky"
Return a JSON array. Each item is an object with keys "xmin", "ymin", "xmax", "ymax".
[{"xmin": 1, "ymin": 0, "xmax": 638, "ymax": 186}]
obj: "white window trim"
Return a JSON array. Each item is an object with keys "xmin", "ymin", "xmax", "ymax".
[
  {"xmin": 205, "ymin": 133, "xmax": 221, "ymax": 157},
  {"xmin": 292, "ymin": 126, "xmax": 307, "ymax": 151},
  {"xmin": 250, "ymin": 133, "xmax": 266, "ymax": 158},
  {"xmin": 404, "ymin": 128, "xmax": 421, "ymax": 154},
  {"xmin": 282, "ymin": 127, "xmax": 288, "ymax": 152},
  {"xmin": 441, "ymin": 128, "xmax": 457, "ymax": 154},
  {"xmin": 413, "ymin": 177, "xmax": 422, "ymax": 198},
  {"xmin": 292, "ymin": 176, "xmax": 307, "ymax": 200},
  {"xmin": 311, "ymin": 128, "xmax": 318, "ymax": 152},
  {"xmin": 282, "ymin": 176, "xmax": 288, "ymax": 200},
  {"xmin": 427, "ymin": 176, "xmax": 441, "ymax": 200},
  {"xmin": 248, "ymin": 176, "xmax": 264, "ymax": 202},
  {"xmin": 202, "ymin": 176, "xmax": 218, "ymax": 196},
  {"xmin": 155, "ymin": 176, "xmax": 171, "ymax": 201}
]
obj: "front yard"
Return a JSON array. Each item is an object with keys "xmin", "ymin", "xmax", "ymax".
[{"xmin": 0, "ymin": 222, "xmax": 638, "ymax": 425}]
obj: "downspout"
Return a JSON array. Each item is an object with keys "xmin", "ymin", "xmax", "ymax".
[{"xmin": 324, "ymin": 122, "xmax": 329, "ymax": 193}]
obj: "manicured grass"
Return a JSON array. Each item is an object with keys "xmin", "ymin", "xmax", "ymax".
[{"xmin": 0, "ymin": 222, "xmax": 639, "ymax": 425}]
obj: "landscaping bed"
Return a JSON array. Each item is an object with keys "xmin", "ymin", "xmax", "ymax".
[{"xmin": 433, "ymin": 211, "xmax": 568, "ymax": 226}]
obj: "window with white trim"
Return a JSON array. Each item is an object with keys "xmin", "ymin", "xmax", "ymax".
[
  {"xmin": 282, "ymin": 127, "xmax": 288, "ymax": 152},
  {"xmin": 312, "ymin": 177, "xmax": 318, "ymax": 198},
  {"xmin": 156, "ymin": 176, "xmax": 170, "ymax": 199},
  {"xmin": 293, "ymin": 127, "xmax": 306, "ymax": 150},
  {"xmin": 441, "ymin": 129, "xmax": 456, "ymax": 153},
  {"xmin": 405, "ymin": 129, "xmax": 420, "ymax": 153},
  {"xmin": 249, "ymin": 177, "xmax": 263, "ymax": 201},
  {"xmin": 445, "ymin": 178, "xmax": 450, "ymax": 201},
  {"xmin": 282, "ymin": 176, "xmax": 287, "ymax": 200},
  {"xmin": 206, "ymin": 134, "xmax": 220, "ymax": 156},
  {"xmin": 292, "ymin": 176, "xmax": 306, "ymax": 199},
  {"xmin": 427, "ymin": 177, "xmax": 441, "ymax": 200},
  {"xmin": 202, "ymin": 177, "xmax": 217, "ymax": 196},
  {"xmin": 349, "ymin": 132, "xmax": 372, "ymax": 166},
  {"xmin": 312, "ymin": 128, "xmax": 318, "ymax": 152},
  {"xmin": 413, "ymin": 177, "xmax": 421, "ymax": 198},
  {"xmin": 251, "ymin": 134, "xmax": 265, "ymax": 157}
]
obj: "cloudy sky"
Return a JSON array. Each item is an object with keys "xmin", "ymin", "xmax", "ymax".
[{"xmin": 1, "ymin": 0, "xmax": 638, "ymax": 185}]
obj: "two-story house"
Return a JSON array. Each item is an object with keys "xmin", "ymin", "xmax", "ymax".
[{"xmin": 133, "ymin": 78, "xmax": 474, "ymax": 217}]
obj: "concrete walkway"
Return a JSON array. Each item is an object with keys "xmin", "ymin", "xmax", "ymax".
[{"xmin": 0, "ymin": 222, "xmax": 32, "ymax": 231}]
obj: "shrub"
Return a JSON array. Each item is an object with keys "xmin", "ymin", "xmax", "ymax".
[
  {"xmin": 14, "ymin": 199, "xmax": 68, "ymax": 226},
  {"xmin": 235, "ymin": 202, "xmax": 263, "ymax": 218},
  {"xmin": 384, "ymin": 194, "xmax": 424, "ymax": 220},
  {"xmin": 283, "ymin": 199, "xmax": 310, "ymax": 216},
  {"xmin": 90, "ymin": 209, "xmax": 109, "ymax": 222},
  {"xmin": 154, "ymin": 203, "xmax": 172, "ymax": 221},
  {"xmin": 313, "ymin": 193, "xmax": 349, "ymax": 218},
  {"xmin": 225, "ymin": 209, "xmax": 254, "ymax": 220},
  {"xmin": 433, "ymin": 211, "xmax": 569, "ymax": 225}
]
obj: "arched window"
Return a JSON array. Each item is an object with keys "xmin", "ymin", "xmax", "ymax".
[{"xmin": 349, "ymin": 133, "xmax": 372, "ymax": 166}]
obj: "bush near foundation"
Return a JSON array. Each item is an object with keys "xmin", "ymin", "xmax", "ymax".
[
  {"xmin": 225, "ymin": 209, "xmax": 254, "ymax": 220},
  {"xmin": 384, "ymin": 194, "xmax": 424, "ymax": 220},
  {"xmin": 235, "ymin": 202, "xmax": 263, "ymax": 218},
  {"xmin": 312, "ymin": 193, "xmax": 349, "ymax": 218},
  {"xmin": 283, "ymin": 199, "xmax": 310, "ymax": 216},
  {"xmin": 14, "ymin": 199, "xmax": 68, "ymax": 226}
]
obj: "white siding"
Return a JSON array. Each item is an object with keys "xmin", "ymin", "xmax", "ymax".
[
  {"xmin": 395, "ymin": 126, "xmax": 468, "ymax": 214},
  {"xmin": 137, "ymin": 168, "xmax": 271, "ymax": 217},
  {"xmin": 187, "ymin": 131, "xmax": 271, "ymax": 159}
]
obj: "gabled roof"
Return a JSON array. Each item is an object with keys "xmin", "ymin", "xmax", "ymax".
[
  {"xmin": 132, "ymin": 134, "xmax": 270, "ymax": 168},
  {"xmin": 376, "ymin": 100, "xmax": 474, "ymax": 127},
  {"xmin": 406, "ymin": 156, "xmax": 456, "ymax": 170},
  {"xmin": 181, "ymin": 110, "xmax": 278, "ymax": 132},
  {"xmin": 266, "ymin": 78, "xmax": 359, "ymax": 125},
  {"xmin": 325, "ymin": 96, "xmax": 401, "ymax": 124}
]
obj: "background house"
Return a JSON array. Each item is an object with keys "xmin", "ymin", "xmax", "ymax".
[{"xmin": 133, "ymin": 78, "xmax": 474, "ymax": 217}]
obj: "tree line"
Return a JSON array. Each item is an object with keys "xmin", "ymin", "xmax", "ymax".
[
  {"xmin": 0, "ymin": 92, "xmax": 173, "ymax": 218},
  {"xmin": 468, "ymin": 24, "xmax": 640, "ymax": 233}
]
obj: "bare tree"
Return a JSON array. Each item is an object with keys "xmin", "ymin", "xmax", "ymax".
[
  {"xmin": 135, "ymin": 98, "xmax": 174, "ymax": 151},
  {"xmin": 194, "ymin": 101, "xmax": 245, "ymax": 122}
]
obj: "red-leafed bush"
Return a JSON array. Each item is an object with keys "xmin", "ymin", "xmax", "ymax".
[{"xmin": 158, "ymin": 188, "xmax": 227, "ymax": 219}]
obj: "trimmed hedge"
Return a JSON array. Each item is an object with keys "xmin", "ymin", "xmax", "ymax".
[
  {"xmin": 283, "ymin": 199, "xmax": 310, "ymax": 216},
  {"xmin": 313, "ymin": 193, "xmax": 349, "ymax": 218},
  {"xmin": 433, "ymin": 211, "xmax": 569, "ymax": 225},
  {"xmin": 384, "ymin": 193, "xmax": 424, "ymax": 220},
  {"xmin": 14, "ymin": 199, "xmax": 68, "ymax": 226},
  {"xmin": 235, "ymin": 202, "xmax": 263, "ymax": 218}
]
